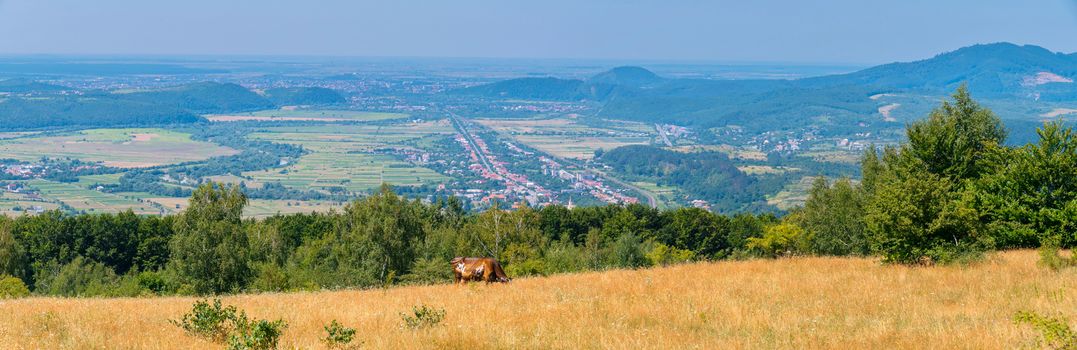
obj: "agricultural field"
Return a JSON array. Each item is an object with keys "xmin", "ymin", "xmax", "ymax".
[
  {"xmin": 245, "ymin": 121, "xmax": 454, "ymax": 192},
  {"xmin": 630, "ymin": 181, "xmax": 680, "ymax": 209},
  {"xmin": 143, "ymin": 196, "xmax": 344, "ymax": 218},
  {"xmin": 205, "ymin": 109, "xmax": 408, "ymax": 122},
  {"xmin": 767, "ymin": 175, "xmax": 817, "ymax": 210},
  {"xmin": 22, "ymin": 179, "xmax": 162, "ymax": 215},
  {"xmin": 0, "ymin": 191, "xmax": 59, "ymax": 216},
  {"xmin": 476, "ymin": 117, "xmax": 655, "ymax": 159},
  {"xmin": 0, "ymin": 128, "xmax": 237, "ymax": 168},
  {"xmin": 0, "ymin": 250, "xmax": 1070, "ymax": 349}
]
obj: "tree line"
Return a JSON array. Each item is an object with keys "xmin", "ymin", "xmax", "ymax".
[{"xmin": 1, "ymin": 86, "xmax": 1075, "ymax": 298}]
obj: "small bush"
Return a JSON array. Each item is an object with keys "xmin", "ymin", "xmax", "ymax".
[
  {"xmin": 171, "ymin": 299, "xmax": 239, "ymax": 342},
  {"xmin": 1038, "ymin": 238, "xmax": 1076, "ymax": 271},
  {"xmin": 172, "ymin": 299, "xmax": 287, "ymax": 350},
  {"xmin": 1014, "ymin": 310, "xmax": 1076, "ymax": 349},
  {"xmin": 227, "ymin": 313, "xmax": 287, "ymax": 350},
  {"xmin": 322, "ymin": 319, "xmax": 359, "ymax": 349},
  {"xmin": 646, "ymin": 243, "xmax": 695, "ymax": 266},
  {"xmin": 0, "ymin": 275, "xmax": 30, "ymax": 299},
  {"xmin": 400, "ymin": 305, "xmax": 445, "ymax": 330}
]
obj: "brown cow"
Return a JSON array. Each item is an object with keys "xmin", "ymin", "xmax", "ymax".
[{"xmin": 451, "ymin": 257, "xmax": 510, "ymax": 283}]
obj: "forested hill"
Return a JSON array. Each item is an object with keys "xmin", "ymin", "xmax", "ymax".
[
  {"xmin": 802, "ymin": 43, "xmax": 1077, "ymax": 99},
  {"xmin": 0, "ymin": 81, "xmax": 346, "ymax": 130},
  {"xmin": 455, "ymin": 43, "xmax": 1077, "ymax": 129}
]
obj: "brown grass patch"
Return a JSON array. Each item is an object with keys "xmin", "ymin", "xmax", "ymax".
[{"xmin": 0, "ymin": 250, "xmax": 1071, "ymax": 349}]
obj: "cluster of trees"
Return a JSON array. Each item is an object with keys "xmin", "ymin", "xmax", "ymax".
[
  {"xmin": 599, "ymin": 145, "xmax": 773, "ymax": 213},
  {"xmin": 0, "ymin": 183, "xmax": 780, "ymax": 297},
  {"xmin": 766, "ymin": 86, "xmax": 1077, "ymax": 264}
]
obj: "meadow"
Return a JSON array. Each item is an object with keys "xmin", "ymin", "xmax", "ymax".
[
  {"xmin": 205, "ymin": 109, "xmax": 408, "ymax": 122},
  {"xmin": 0, "ymin": 128, "xmax": 237, "ymax": 168},
  {"xmin": 244, "ymin": 121, "xmax": 453, "ymax": 192},
  {"xmin": 23, "ymin": 179, "xmax": 162, "ymax": 215},
  {"xmin": 0, "ymin": 250, "xmax": 1070, "ymax": 349},
  {"xmin": 476, "ymin": 117, "xmax": 654, "ymax": 159}
]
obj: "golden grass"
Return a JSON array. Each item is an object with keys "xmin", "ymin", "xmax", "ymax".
[{"xmin": 0, "ymin": 250, "xmax": 1073, "ymax": 349}]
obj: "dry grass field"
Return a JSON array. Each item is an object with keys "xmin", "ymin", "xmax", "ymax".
[{"xmin": 0, "ymin": 250, "xmax": 1072, "ymax": 349}]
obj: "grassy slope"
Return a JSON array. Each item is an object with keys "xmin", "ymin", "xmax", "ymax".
[{"xmin": 0, "ymin": 250, "xmax": 1072, "ymax": 349}]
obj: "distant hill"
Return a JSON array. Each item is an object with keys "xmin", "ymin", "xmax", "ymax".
[
  {"xmin": 804, "ymin": 43, "xmax": 1077, "ymax": 99},
  {"xmin": 588, "ymin": 66, "xmax": 665, "ymax": 87},
  {"xmin": 120, "ymin": 82, "xmax": 275, "ymax": 114},
  {"xmin": 263, "ymin": 87, "xmax": 346, "ymax": 106},
  {"xmin": 0, "ymin": 96, "xmax": 200, "ymax": 129},
  {"xmin": 456, "ymin": 43, "xmax": 1077, "ymax": 131},
  {"xmin": 0, "ymin": 78, "xmax": 69, "ymax": 93}
]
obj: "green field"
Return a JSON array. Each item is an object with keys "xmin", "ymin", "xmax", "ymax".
[
  {"xmin": 476, "ymin": 117, "xmax": 655, "ymax": 159},
  {"xmin": 205, "ymin": 109, "xmax": 408, "ymax": 122},
  {"xmin": 767, "ymin": 176, "xmax": 818, "ymax": 210},
  {"xmin": 630, "ymin": 181, "xmax": 680, "ymax": 209},
  {"xmin": 0, "ymin": 191, "xmax": 60, "ymax": 216},
  {"xmin": 245, "ymin": 120, "xmax": 454, "ymax": 192},
  {"xmin": 0, "ymin": 128, "xmax": 237, "ymax": 168},
  {"xmin": 22, "ymin": 179, "xmax": 162, "ymax": 215}
]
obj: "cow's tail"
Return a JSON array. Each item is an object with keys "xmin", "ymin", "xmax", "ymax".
[{"xmin": 492, "ymin": 261, "xmax": 511, "ymax": 282}]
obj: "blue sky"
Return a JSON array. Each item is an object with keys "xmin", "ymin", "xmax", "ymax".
[{"xmin": 1, "ymin": 0, "xmax": 1075, "ymax": 64}]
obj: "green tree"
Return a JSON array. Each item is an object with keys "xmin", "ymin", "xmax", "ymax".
[
  {"xmin": 864, "ymin": 86, "xmax": 1000, "ymax": 264},
  {"xmin": 973, "ymin": 121, "xmax": 1077, "ymax": 248},
  {"xmin": 747, "ymin": 222, "xmax": 811, "ymax": 258},
  {"xmin": 0, "ymin": 217, "xmax": 28, "ymax": 282},
  {"xmin": 905, "ymin": 85, "xmax": 1006, "ymax": 180},
  {"xmin": 797, "ymin": 177, "xmax": 869, "ymax": 256},
  {"xmin": 169, "ymin": 183, "xmax": 252, "ymax": 295}
]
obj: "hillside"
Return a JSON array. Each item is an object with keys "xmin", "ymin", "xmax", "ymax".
[
  {"xmin": 0, "ymin": 82, "xmax": 349, "ymax": 131},
  {"xmin": 0, "ymin": 250, "xmax": 1069, "ymax": 349},
  {"xmin": 457, "ymin": 43, "xmax": 1077, "ymax": 130},
  {"xmin": 806, "ymin": 43, "xmax": 1077, "ymax": 98}
]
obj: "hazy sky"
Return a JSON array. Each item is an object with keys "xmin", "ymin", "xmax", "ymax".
[{"xmin": 1, "ymin": 0, "xmax": 1075, "ymax": 64}]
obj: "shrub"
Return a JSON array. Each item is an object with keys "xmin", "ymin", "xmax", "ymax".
[
  {"xmin": 33, "ymin": 257, "xmax": 120, "ymax": 297},
  {"xmin": 400, "ymin": 305, "xmax": 445, "ymax": 330},
  {"xmin": 645, "ymin": 243, "xmax": 695, "ymax": 266},
  {"xmin": 1014, "ymin": 310, "xmax": 1076, "ymax": 349},
  {"xmin": 1038, "ymin": 238, "xmax": 1076, "ymax": 271},
  {"xmin": 747, "ymin": 223, "xmax": 811, "ymax": 258},
  {"xmin": 172, "ymin": 299, "xmax": 287, "ymax": 349},
  {"xmin": 171, "ymin": 299, "xmax": 239, "ymax": 342},
  {"xmin": 322, "ymin": 319, "xmax": 359, "ymax": 349},
  {"xmin": 227, "ymin": 314, "xmax": 287, "ymax": 350},
  {"xmin": 0, "ymin": 274, "xmax": 30, "ymax": 299}
]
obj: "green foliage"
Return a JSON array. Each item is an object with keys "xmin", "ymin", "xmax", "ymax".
[
  {"xmin": 400, "ymin": 305, "xmax": 445, "ymax": 330},
  {"xmin": 973, "ymin": 121, "xmax": 1077, "ymax": 248},
  {"xmin": 0, "ymin": 274, "xmax": 30, "ymax": 299},
  {"xmin": 645, "ymin": 243, "xmax": 695, "ymax": 266},
  {"xmin": 863, "ymin": 87, "xmax": 1001, "ymax": 264},
  {"xmin": 322, "ymin": 320, "xmax": 359, "ymax": 349},
  {"xmin": 797, "ymin": 177, "xmax": 869, "ymax": 256},
  {"xmin": 605, "ymin": 231, "xmax": 648, "ymax": 268},
  {"xmin": 747, "ymin": 222, "xmax": 812, "ymax": 258},
  {"xmin": 905, "ymin": 85, "xmax": 1006, "ymax": 180},
  {"xmin": 32, "ymin": 256, "xmax": 122, "ymax": 297},
  {"xmin": 171, "ymin": 299, "xmax": 240, "ymax": 343},
  {"xmin": 226, "ymin": 314, "xmax": 287, "ymax": 350},
  {"xmin": 171, "ymin": 299, "xmax": 287, "ymax": 350},
  {"xmin": 0, "ymin": 218, "xmax": 28, "ymax": 281},
  {"xmin": 1014, "ymin": 310, "xmax": 1077, "ymax": 350},
  {"xmin": 1037, "ymin": 237, "xmax": 1077, "ymax": 271},
  {"xmin": 168, "ymin": 183, "xmax": 252, "ymax": 295}
]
